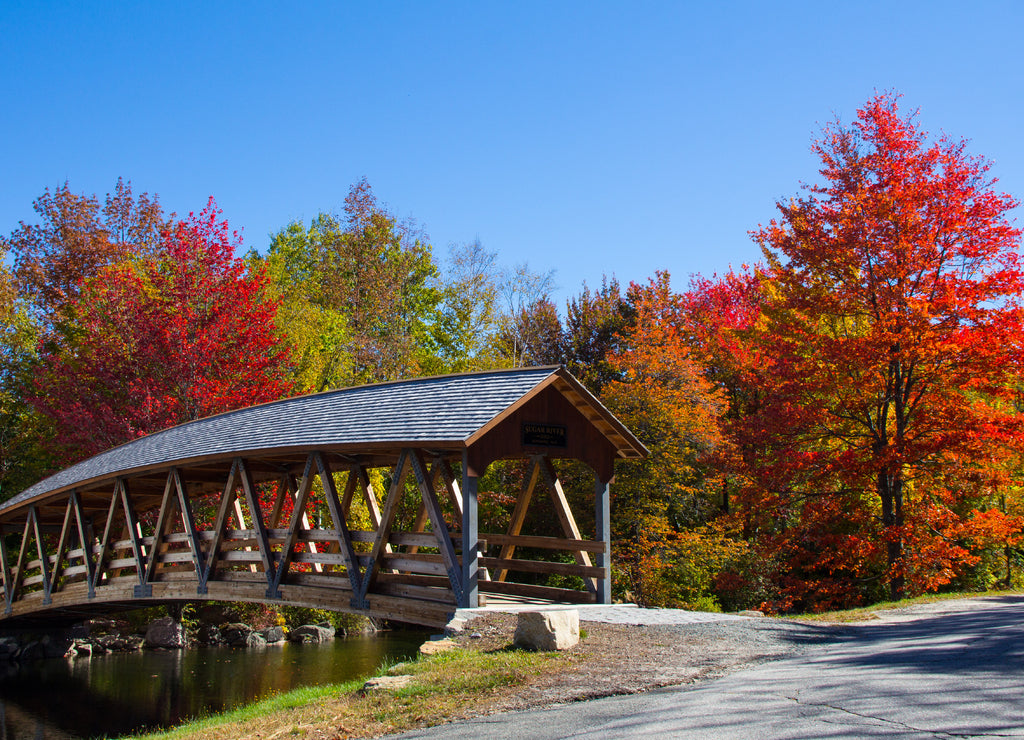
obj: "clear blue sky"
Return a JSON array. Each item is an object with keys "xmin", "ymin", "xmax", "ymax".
[{"xmin": 2, "ymin": 2, "xmax": 1022, "ymax": 304}]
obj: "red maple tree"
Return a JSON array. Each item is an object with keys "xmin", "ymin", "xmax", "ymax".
[{"xmin": 33, "ymin": 198, "xmax": 294, "ymax": 460}]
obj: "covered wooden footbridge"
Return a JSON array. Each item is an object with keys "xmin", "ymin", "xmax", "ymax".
[{"xmin": 0, "ymin": 367, "xmax": 646, "ymax": 628}]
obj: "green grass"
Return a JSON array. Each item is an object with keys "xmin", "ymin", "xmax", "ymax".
[
  {"xmin": 129, "ymin": 643, "xmax": 571, "ymax": 740},
  {"xmin": 130, "ymin": 682, "xmax": 364, "ymax": 739}
]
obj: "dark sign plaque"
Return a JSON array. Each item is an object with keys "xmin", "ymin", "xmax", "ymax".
[{"xmin": 522, "ymin": 423, "xmax": 567, "ymax": 448}]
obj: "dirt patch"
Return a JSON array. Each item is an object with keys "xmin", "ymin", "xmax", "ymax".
[{"xmin": 444, "ymin": 612, "xmax": 837, "ymax": 715}]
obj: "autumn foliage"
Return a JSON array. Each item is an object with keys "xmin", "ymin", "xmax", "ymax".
[
  {"xmin": 30, "ymin": 199, "xmax": 293, "ymax": 460},
  {"xmin": 4, "ymin": 94, "xmax": 1024, "ymax": 613},
  {"xmin": 683, "ymin": 94, "xmax": 1024, "ymax": 609}
]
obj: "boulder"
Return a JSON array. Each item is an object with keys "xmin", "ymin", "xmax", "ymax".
[
  {"xmin": 513, "ymin": 609, "xmax": 580, "ymax": 651},
  {"xmin": 17, "ymin": 641, "xmax": 47, "ymax": 662},
  {"xmin": 95, "ymin": 635, "xmax": 126, "ymax": 651},
  {"xmin": 260, "ymin": 626, "xmax": 285, "ymax": 644},
  {"xmin": 84, "ymin": 617, "xmax": 117, "ymax": 635},
  {"xmin": 220, "ymin": 623, "xmax": 255, "ymax": 647},
  {"xmin": 288, "ymin": 624, "xmax": 334, "ymax": 643},
  {"xmin": 0, "ymin": 637, "xmax": 19, "ymax": 661},
  {"xmin": 419, "ymin": 638, "xmax": 456, "ymax": 655},
  {"xmin": 196, "ymin": 624, "xmax": 224, "ymax": 646},
  {"xmin": 145, "ymin": 617, "xmax": 186, "ymax": 649},
  {"xmin": 361, "ymin": 675, "xmax": 414, "ymax": 693},
  {"xmin": 243, "ymin": 631, "xmax": 267, "ymax": 649},
  {"xmin": 40, "ymin": 634, "xmax": 75, "ymax": 659}
]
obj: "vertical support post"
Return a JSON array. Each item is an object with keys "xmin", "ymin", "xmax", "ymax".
[
  {"xmin": 460, "ymin": 450, "xmax": 479, "ymax": 609},
  {"xmin": 595, "ymin": 476, "xmax": 612, "ymax": 605},
  {"xmin": 0, "ymin": 529, "xmax": 11, "ymax": 615}
]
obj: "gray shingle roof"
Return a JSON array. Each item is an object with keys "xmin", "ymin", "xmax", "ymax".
[{"xmin": 2, "ymin": 366, "xmax": 561, "ymax": 512}]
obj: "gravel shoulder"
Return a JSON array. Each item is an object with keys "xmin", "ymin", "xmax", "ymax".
[{"xmin": 443, "ymin": 609, "xmax": 841, "ymax": 715}]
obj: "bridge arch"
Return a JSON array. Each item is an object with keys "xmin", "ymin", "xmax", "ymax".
[{"xmin": 0, "ymin": 367, "xmax": 646, "ymax": 628}]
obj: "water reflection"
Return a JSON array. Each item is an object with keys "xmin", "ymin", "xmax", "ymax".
[{"xmin": 0, "ymin": 631, "xmax": 427, "ymax": 740}]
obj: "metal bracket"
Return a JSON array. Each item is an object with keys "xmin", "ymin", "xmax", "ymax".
[
  {"xmin": 134, "ymin": 584, "xmax": 153, "ymax": 598},
  {"xmin": 447, "ymin": 566, "xmax": 464, "ymax": 603},
  {"xmin": 350, "ymin": 597, "xmax": 370, "ymax": 610},
  {"xmin": 265, "ymin": 587, "xmax": 282, "ymax": 600}
]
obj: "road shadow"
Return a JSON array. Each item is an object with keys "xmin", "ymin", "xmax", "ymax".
[{"xmin": 812, "ymin": 595, "xmax": 1024, "ymax": 676}]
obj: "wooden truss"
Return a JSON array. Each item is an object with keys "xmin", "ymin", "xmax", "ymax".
[{"xmin": 0, "ymin": 450, "xmax": 609, "ymax": 628}]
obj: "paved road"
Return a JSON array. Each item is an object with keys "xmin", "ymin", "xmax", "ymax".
[{"xmin": 400, "ymin": 595, "xmax": 1024, "ymax": 739}]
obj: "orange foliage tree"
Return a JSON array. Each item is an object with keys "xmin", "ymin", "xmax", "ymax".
[
  {"xmin": 745, "ymin": 93, "xmax": 1024, "ymax": 603},
  {"xmin": 602, "ymin": 272, "xmax": 731, "ymax": 606}
]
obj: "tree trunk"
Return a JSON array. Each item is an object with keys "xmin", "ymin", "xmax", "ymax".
[
  {"xmin": 878, "ymin": 469, "xmax": 904, "ymax": 601},
  {"xmin": 1005, "ymin": 544, "xmax": 1013, "ymax": 589}
]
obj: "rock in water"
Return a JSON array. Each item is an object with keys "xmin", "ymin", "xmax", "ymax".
[
  {"xmin": 145, "ymin": 617, "xmax": 186, "ymax": 649},
  {"xmin": 513, "ymin": 610, "xmax": 580, "ymax": 651},
  {"xmin": 260, "ymin": 626, "xmax": 285, "ymax": 644},
  {"xmin": 288, "ymin": 624, "xmax": 335, "ymax": 643}
]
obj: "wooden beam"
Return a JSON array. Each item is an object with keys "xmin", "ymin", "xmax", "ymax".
[
  {"xmin": 118, "ymin": 479, "xmax": 149, "ymax": 593},
  {"xmin": 69, "ymin": 490, "xmax": 96, "ymax": 597},
  {"xmin": 595, "ymin": 475, "xmax": 612, "ymax": 604},
  {"xmin": 410, "ymin": 449, "xmax": 462, "ymax": 604},
  {"xmin": 480, "ymin": 556, "xmax": 605, "ymax": 580},
  {"xmin": 437, "ymin": 458, "xmax": 464, "ymax": 519},
  {"xmin": 11, "ymin": 514, "xmax": 33, "ymax": 607},
  {"xmin": 354, "ymin": 450, "xmax": 409, "ymax": 608},
  {"xmin": 140, "ymin": 470, "xmax": 179, "ymax": 595},
  {"xmin": 201, "ymin": 459, "xmax": 241, "ymax": 590},
  {"xmin": 494, "ymin": 456, "xmax": 541, "ymax": 582},
  {"xmin": 237, "ymin": 458, "xmax": 277, "ymax": 597},
  {"xmin": 479, "ymin": 533, "xmax": 606, "ymax": 552},
  {"xmin": 290, "ymin": 471, "xmax": 324, "ymax": 571},
  {"xmin": 91, "ymin": 482, "xmax": 123, "ymax": 594},
  {"xmin": 0, "ymin": 525, "xmax": 13, "ymax": 613},
  {"xmin": 30, "ymin": 507, "xmax": 54, "ymax": 605},
  {"xmin": 461, "ymin": 449, "xmax": 479, "ymax": 608},
  {"xmin": 540, "ymin": 457, "xmax": 597, "ymax": 593},
  {"xmin": 174, "ymin": 468, "xmax": 209, "ymax": 587},
  {"xmin": 267, "ymin": 476, "xmax": 290, "ymax": 529},
  {"xmin": 48, "ymin": 496, "xmax": 77, "ymax": 599},
  {"xmin": 269, "ymin": 454, "xmax": 316, "ymax": 595},
  {"xmin": 315, "ymin": 452, "xmax": 365, "ymax": 601}
]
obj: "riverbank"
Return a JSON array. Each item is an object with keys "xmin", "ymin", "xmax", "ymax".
[{"xmin": 138, "ymin": 610, "xmax": 833, "ymax": 740}]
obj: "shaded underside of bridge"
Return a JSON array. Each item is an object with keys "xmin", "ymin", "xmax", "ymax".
[{"xmin": 0, "ymin": 366, "xmax": 646, "ymax": 628}]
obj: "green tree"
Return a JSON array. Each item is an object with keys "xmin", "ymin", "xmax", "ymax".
[
  {"xmin": 0, "ymin": 247, "xmax": 50, "ymax": 500},
  {"xmin": 264, "ymin": 179, "xmax": 443, "ymax": 388},
  {"xmin": 431, "ymin": 240, "xmax": 506, "ymax": 373}
]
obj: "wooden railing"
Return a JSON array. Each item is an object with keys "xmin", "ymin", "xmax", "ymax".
[{"xmin": 1, "ymin": 451, "xmax": 608, "ymax": 627}]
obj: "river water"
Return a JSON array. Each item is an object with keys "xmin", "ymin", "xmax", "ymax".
[{"xmin": 0, "ymin": 631, "xmax": 428, "ymax": 740}]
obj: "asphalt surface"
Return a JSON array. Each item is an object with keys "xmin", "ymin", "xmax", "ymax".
[{"xmin": 397, "ymin": 595, "xmax": 1024, "ymax": 739}]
